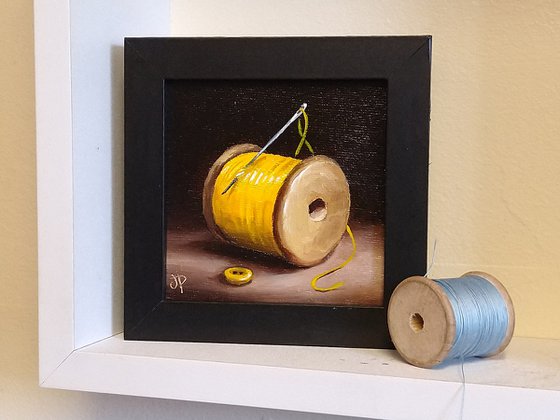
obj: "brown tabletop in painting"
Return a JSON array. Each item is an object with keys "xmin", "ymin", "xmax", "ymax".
[{"xmin": 166, "ymin": 222, "xmax": 383, "ymax": 307}]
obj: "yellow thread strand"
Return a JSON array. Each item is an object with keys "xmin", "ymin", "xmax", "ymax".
[
  {"xmin": 311, "ymin": 225, "xmax": 356, "ymax": 292},
  {"xmin": 295, "ymin": 110, "xmax": 313, "ymax": 156},
  {"xmin": 297, "ymin": 109, "xmax": 354, "ymax": 292},
  {"xmin": 213, "ymin": 152, "xmax": 301, "ymax": 256}
]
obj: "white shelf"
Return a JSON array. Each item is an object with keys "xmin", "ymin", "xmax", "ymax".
[
  {"xmin": 35, "ymin": 1, "xmax": 560, "ymax": 419},
  {"xmin": 44, "ymin": 335, "xmax": 560, "ymax": 419}
]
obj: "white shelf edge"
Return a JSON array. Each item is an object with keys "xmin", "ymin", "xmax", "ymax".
[
  {"xmin": 35, "ymin": 0, "xmax": 75, "ymax": 384},
  {"xmin": 464, "ymin": 384, "xmax": 560, "ymax": 419},
  {"xmin": 43, "ymin": 345, "xmax": 463, "ymax": 419},
  {"xmin": 40, "ymin": 334, "xmax": 560, "ymax": 419}
]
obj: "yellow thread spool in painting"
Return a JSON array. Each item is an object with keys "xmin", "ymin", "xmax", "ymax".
[{"xmin": 203, "ymin": 144, "xmax": 351, "ymax": 267}]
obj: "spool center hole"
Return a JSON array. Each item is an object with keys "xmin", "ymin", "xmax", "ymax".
[
  {"xmin": 308, "ymin": 198, "xmax": 327, "ymax": 221},
  {"xmin": 409, "ymin": 313, "xmax": 424, "ymax": 333}
]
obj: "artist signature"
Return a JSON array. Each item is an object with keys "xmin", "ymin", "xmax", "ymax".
[{"xmin": 169, "ymin": 273, "xmax": 188, "ymax": 294}]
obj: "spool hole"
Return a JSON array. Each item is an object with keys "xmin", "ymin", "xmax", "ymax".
[
  {"xmin": 308, "ymin": 198, "xmax": 327, "ymax": 221},
  {"xmin": 409, "ymin": 313, "xmax": 424, "ymax": 333}
]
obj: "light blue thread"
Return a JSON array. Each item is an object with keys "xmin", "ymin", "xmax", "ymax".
[{"xmin": 435, "ymin": 275, "xmax": 509, "ymax": 361}]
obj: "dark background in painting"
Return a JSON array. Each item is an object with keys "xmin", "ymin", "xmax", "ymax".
[{"xmin": 164, "ymin": 79, "xmax": 387, "ymax": 228}]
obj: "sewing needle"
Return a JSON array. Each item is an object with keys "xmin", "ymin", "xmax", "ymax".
[{"xmin": 221, "ymin": 103, "xmax": 307, "ymax": 195}]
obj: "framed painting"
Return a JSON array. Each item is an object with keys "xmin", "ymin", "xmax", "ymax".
[{"xmin": 124, "ymin": 36, "xmax": 430, "ymax": 348}]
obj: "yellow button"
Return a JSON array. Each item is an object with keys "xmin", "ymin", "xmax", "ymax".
[{"xmin": 224, "ymin": 267, "xmax": 253, "ymax": 286}]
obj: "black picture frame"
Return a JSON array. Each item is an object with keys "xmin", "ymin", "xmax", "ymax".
[{"xmin": 124, "ymin": 36, "xmax": 431, "ymax": 348}]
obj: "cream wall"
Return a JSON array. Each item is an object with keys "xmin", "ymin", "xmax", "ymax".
[{"xmin": 1, "ymin": 0, "xmax": 559, "ymax": 419}]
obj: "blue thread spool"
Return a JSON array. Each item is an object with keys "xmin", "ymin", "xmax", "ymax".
[{"xmin": 387, "ymin": 272, "xmax": 515, "ymax": 368}]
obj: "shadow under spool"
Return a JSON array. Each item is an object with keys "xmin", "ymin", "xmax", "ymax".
[
  {"xmin": 387, "ymin": 271, "xmax": 515, "ymax": 368},
  {"xmin": 202, "ymin": 143, "xmax": 351, "ymax": 267}
]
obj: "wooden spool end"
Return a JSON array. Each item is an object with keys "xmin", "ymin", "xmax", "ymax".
[
  {"xmin": 202, "ymin": 144, "xmax": 351, "ymax": 267},
  {"xmin": 275, "ymin": 155, "xmax": 350, "ymax": 267},
  {"xmin": 388, "ymin": 276, "xmax": 456, "ymax": 368},
  {"xmin": 387, "ymin": 272, "xmax": 515, "ymax": 368}
]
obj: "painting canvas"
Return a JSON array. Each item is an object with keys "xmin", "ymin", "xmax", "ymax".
[{"xmin": 164, "ymin": 79, "xmax": 386, "ymax": 307}]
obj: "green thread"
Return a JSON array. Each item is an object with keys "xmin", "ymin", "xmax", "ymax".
[
  {"xmin": 294, "ymin": 109, "xmax": 313, "ymax": 157},
  {"xmin": 293, "ymin": 107, "xmax": 355, "ymax": 293}
]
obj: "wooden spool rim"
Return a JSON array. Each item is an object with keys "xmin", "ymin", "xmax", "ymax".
[
  {"xmin": 388, "ymin": 276, "xmax": 456, "ymax": 368},
  {"xmin": 274, "ymin": 155, "xmax": 350, "ymax": 267}
]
